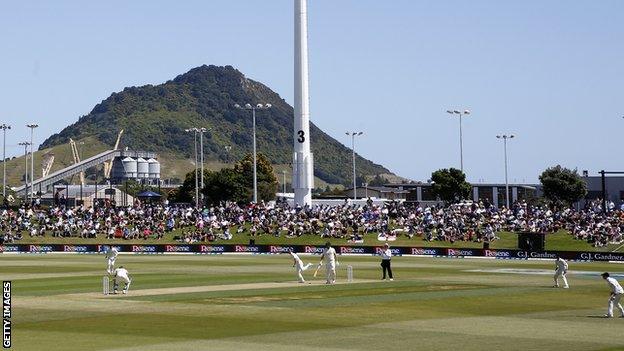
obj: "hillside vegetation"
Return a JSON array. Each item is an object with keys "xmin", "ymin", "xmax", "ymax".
[{"xmin": 37, "ymin": 65, "xmax": 393, "ymax": 187}]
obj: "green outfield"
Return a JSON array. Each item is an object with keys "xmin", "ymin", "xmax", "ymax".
[{"xmin": 3, "ymin": 254, "xmax": 624, "ymax": 351}]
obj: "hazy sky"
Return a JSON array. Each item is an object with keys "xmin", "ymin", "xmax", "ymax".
[{"xmin": 1, "ymin": 0, "xmax": 623, "ymax": 183}]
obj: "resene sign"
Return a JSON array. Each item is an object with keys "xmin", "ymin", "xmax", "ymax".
[{"xmin": 0, "ymin": 244, "xmax": 623, "ymax": 262}]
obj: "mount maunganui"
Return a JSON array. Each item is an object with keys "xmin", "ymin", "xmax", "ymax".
[{"xmin": 40, "ymin": 65, "xmax": 393, "ymax": 186}]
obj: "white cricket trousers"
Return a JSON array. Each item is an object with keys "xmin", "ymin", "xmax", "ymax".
[
  {"xmin": 607, "ymin": 293, "xmax": 624, "ymax": 317},
  {"xmin": 114, "ymin": 276, "xmax": 131, "ymax": 292},
  {"xmin": 554, "ymin": 270, "xmax": 568, "ymax": 288},
  {"xmin": 326, "ymin": 262, "xmax": 336, "ymax": 284},
  {"xmin": 107, "ymin": 258, "xmax": 116, "ymax": 274},
  {"xmin": 296, "ymin": 263, "xmax": 312, "ymax": 282}
]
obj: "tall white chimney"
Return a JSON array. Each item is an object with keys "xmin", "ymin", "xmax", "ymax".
[{"xmin": 293, "ymin": 0, "xmax": 313, "ymax": 206}]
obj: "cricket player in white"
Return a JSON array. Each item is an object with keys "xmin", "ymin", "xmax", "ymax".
[
  {"xmin": 601, "ymin": 272, "xmax": 624, "ymax": 318},
  {"xmin": 289, "ymin": 250, "xmax": 312, "ymax": 283},
  {"xmin": 319, "ymin": 242, "xmax": 337, "ymax": 284},
  {"xmin": 104, "ymin": 246, "xmax": 119, "ymax": 274},
  {"xmin": 553, "ymin": 255, "xmax": 569, "ymax": 288},
  {"xmin": 113, "ymin": 266, "xmax": 132, "ymax": 294}
]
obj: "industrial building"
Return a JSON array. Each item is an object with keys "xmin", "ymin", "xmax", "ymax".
[
  {"xmin": 110, "ymin": 153, "xmax": 161, "ymax": 184},
  {"xmin": 14, "ymin": 149, "xmax": 161, "ymax": 198},
  {"xmin": 374, "ymin": 175, "xmax": 624, "ymax": 209},
  {"xmin": 343, "ymin": 183, "xmax": 540, "ymax": 207},
  {"xmin": 344, "ymin": 186, "xmax": 409, "ymax": 200},
  {"xmin": 579, "ymin": 175, "xmax": 624, "ymax": 207},
  {"xmin": 42, "ymin": 185, "xmax": 135, "ymax": 208}
]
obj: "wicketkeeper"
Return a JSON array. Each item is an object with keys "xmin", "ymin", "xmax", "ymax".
[{"xmin": 112, "ymin": 266, "xmax": 132, "ymax": 294}]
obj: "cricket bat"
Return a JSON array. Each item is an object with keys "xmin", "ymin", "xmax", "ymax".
[{"xmin": 313, "ymin": 263, "xmax": 322, "ymax": 277}]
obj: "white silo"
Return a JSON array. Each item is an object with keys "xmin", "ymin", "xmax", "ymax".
[
  {"xmin": 136, "ymin": 157, "xmax": 149, "ymax": 179},
  {"xmin": 122, "ymin": 157, "xmax": 138, "ymax": 179},
  {"xmin": 147, "ymin": 158, "xmax": 160, "ymax": 179}
]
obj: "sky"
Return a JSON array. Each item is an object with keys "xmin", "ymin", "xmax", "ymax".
[{"xmin": 1, "ymin": 0, "xmax": 623, "ymax": 184}]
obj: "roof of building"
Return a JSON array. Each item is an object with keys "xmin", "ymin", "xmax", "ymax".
[
  {"xmin": 43, "ymin": 185, "xmax": 130, "ymax": 199},
  {"xmin": 347, "ymin": 186, "xmax": 409, "ymax": 194},
  {"xmin": 382, "ymin": 183, "xmax": 540, "ymax": 189}
]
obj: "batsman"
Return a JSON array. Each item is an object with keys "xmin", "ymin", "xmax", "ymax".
[
  {"xmin": 104, "ymin": 245, "xmax": 119, "ymax": 275},
  {"xmin": 317, "ymin": 242, "xmax": 337, "ymax": 284}
]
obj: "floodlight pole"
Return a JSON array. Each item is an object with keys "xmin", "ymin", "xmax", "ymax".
[
  {"xmin": 601, "ymin": 170, "xmax": 607, "ymax": 213},
  {"xmin": 346, "ymin": 132, "xmax": 364, "ymax": 200},
  {"xmin": 198, "ymin": 127, "xmax": 208, "ymax": 205},
  {"xmin": 18, "ymin": 141, "xmax": 31, "ymax": 203},
  {"xmin": 235, "ymin": 103, "xmax": 271, "ymax": 203},
  {"xmin": 253, "ymin": 108, "xmax": 257, "ymax": 203},
  {"xmin": 193, "ymin": 130, "xmax": 198, "ymax": 207},
  {"xmin": 0, "ymin": 124, "xmax": 10, "ymax": 199},
  {"xmin": 26, "ymin": 124, "xmax": 39, "ymax": 201},
  {"xmin": 446, "ymin": 110, "xmax": 470, "ymax": 172},
  {"xmin": 497, "ymin": 134, "xmax": 515, "ymax": 208},
  {"xmin": 185, "ymin": 128, "xmax": 199, "ymax": 208}
]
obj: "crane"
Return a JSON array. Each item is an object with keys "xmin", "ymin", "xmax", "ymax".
[
  {"xmin": 41, "ymin": 152, "xmax": 55, "ymax": 178},
  {"xmin": 69, "ymin": 138, "xmax": 85, "ymax": 186},
  {"xmin": 104, "ymin": 129, "xmax": 123, "ymax": 179}
]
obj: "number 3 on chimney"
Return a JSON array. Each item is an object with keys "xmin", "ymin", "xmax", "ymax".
[{"xmin": 297, "ymin": 130, "xmax": 305, "ymax": 143}]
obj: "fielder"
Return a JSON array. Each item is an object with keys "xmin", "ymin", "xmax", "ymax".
[
  {"xmin": 289, "ymin": 250, "xmax": 312, "ymax": 283},
  {"xmin": 601, "ymin": 272, "xmax": 624, "ymax": 318},
  {"xmin": 319, "ymin": 242, "xmax": 337, "ymax": 284},
  {"xmin": 104, "ymin": 246, "xmax": 119, "ymax": 274},
  {"xmin": 112, "ymin": 266, "xmax": 132, "ymax": 294},
  {"xmin": 553, "ymin": 255, "xmax": 569, "ymax": 288}
]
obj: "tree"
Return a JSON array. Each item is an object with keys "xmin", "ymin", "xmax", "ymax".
[
  {"xmin": 234, "ymin": 153, "xmax": 278, "ymax": 202},
  {"xmin": 175, "ymin": 153, "xmax": 279, "ymax": 205},
  {"xmin": 202, "ymin": 168, "xmax": 248, "ymax": 204},
  {"xmin": 539, "ymin": 165, "xmax": 587, "ymax": 206},
  {"xmin": 430, "ymin": 168, "xmax": 471, "ymax": 204},
  {"xmin": 172, "ymin": 170, "xmax": 206, "ymax": 203}
]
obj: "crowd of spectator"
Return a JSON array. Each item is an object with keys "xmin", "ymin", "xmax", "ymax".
[{"xmin": 1, "ymin": 198, "xmax": 623, "ymax": 248}]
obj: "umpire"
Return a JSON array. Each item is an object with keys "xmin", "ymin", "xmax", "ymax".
[{"xmin": 380, "ymin": 243, "xmax": 393, "ymax": 281}]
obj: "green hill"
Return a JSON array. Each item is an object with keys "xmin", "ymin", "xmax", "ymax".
[{"xmin": 34, "ymin": 65, "xmax": 393, "ymax": 187}]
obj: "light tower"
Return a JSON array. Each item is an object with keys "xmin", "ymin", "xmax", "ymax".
[
  {"xmin": 234, "ymin": 103, "xmax": 271, "ymax": 203},
  {"xmin": 18, "ymin": 141, "xmax": 31, "ymax": 203},
  {"xmin": 346, "ymin": 131, "xmax": 364, "ymax": 200},
  {"xmin": 496, "ymin": 134, "xmax": 515, "ymax": 208},
  {"xmin": 293, "ymin": 0, "xmax": 314, "ymax": 206},
  {"xmin": 0, "ymin": 124, "xmax": 11, "ymax": 199},
  {"xmin": 26, "ymin": 123, "xmax": 38, "ymax": 200},
  {"xmin": 445, "ymin": 109, "xmax": 470, "ymax": 172},
  {"xmin": 185, "ymin": 128, "xmax": 199, "ymax": 208}
]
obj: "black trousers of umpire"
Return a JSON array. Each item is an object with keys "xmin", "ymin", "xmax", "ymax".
[{"xmin": 381, "ymin": 259, "xmax": 393, "ymax": 279}]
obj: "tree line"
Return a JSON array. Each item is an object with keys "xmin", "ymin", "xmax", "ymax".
[
  {"xmin": 166, "ymin": 152, "xmax": 587, "ymax": 207},
  {"xmin": 430, "ymin": 165, "xmax": 587, "ymax": 206},
  {"xmin": 170, "ymin": 153, "xmax": 278, "ymax": 205}
]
